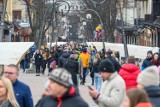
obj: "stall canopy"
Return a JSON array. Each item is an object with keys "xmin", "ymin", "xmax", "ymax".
[{"xmin": 0, "ymin": 42, "xmax": 34, "ymax": 66}]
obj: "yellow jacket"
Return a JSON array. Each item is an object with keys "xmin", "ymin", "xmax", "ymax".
[{"xmin": 79, "ymin": 52, "xmax": 90, "ymax": 68}]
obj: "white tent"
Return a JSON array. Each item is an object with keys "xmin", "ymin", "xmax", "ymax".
[
  {"xmin": 0, "ymin": 42, "xmax": 34, "ymax": 66},
  {"xmin": 87, "ymin": 42, "xmax": 159, "ymax": 59}
]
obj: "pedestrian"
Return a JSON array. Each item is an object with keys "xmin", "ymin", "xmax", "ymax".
[
  {"xmin": 152, "ymin": 52, "xmax": 160, "ymax": 67},
  {"xmin": 137, "ymin": 66, "xmax": 160, "ymax": 107},
  {"xmin": 79, "ymin": 47, "xmax": 90, "ymax": 85},
  {"xmin": 119, "ymin": 56, "xmax": 141, "ymax": 90},
  {"xmin": 141, "ymin": 50, "xmax": 153, "ymax": 70},
  {"xmin": 89, "ymin": 59, "xmax": 126, "ymax": 107},
  {"xmin": 124, "ymin": 88, "xmax": 153, "ymax": 107},
  {"xmin": 34, "ymin": 50, "xmax": 43, "ymax": 76},
  {"xmin": 3, "ymin": 64, "xmax": 34, "ymax": 107},
  {"xmin": 36, "ymin": 68, "xmax": 89, "ymax": 107},
  {"xmin": 0, "ymin": 77, "xmax": 19, "ymax": 107},
  {"xmin": 105, "ymin": 49, "xmax": 121, "ymax": 72},
  {"xmin": 92, "ymin": 53, "xmax": 102, "ymax": 92}
]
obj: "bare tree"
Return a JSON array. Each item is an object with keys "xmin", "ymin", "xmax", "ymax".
[{"xmin": 81, "ymin": 0, "xmax": 118, "ymax": 42}]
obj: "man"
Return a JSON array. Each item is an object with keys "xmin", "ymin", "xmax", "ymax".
[
  {"xmin": 137, "ymin": 66, "xmax": 160, "ymax": 107},
  {"xmin": 141, "ymin": 50, "xmax": 153, "ymax": 70},
  {"xmin": 34, "ymin": 50, "xmax": 43, "ymax": 76},
  {"xmin": 119, "ymin": 56, "xmax": 141, "ymax": 90},
  {"xmin": 79, "ymin": 47, "xmax": 90, "ymax": 85},
  {"xmin": 89, "ymin": 59, "xmax": 126, "ymax": 107},
  {"xmin": 105, "ymin": 49, "xmax": 121, "ymax": 72},
  {"xmin": 36, "ymin": 68, "xmax": 89, "ymax": 107},
  {"xmin": 3, "ymin": 64, "xmax": 34, "ymax": 107}
]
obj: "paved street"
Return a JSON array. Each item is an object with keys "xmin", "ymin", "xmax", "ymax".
[{"xmin": 18, "ymin": 70, "xmax": 98, "ymax": 107}]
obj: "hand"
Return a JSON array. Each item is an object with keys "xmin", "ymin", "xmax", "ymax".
[{"xmin": 89, "ymin": 87, "xmax": 99, "ymax": 98}]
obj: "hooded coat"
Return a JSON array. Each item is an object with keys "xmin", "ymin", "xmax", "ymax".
[
  {"xmin": 144, "ymin": 86, "xmax": 160, "ymax": 107},
  {"xmin": 119, "ymin": 64, "xmax": 141, "ymax": 90},
  {"xmin": 35, "ymin": 86, "xmax": 89, "ymax": 107}
]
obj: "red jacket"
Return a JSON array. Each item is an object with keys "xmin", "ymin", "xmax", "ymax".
[
  {"xmin": 119, "ymin": 64, "xmax": 141, "ymax": 90},
  {"xmin": 135, "ymin": 103, "xmax": 153, "ymax": 107}
]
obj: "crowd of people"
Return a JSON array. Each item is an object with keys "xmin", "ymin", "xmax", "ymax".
[{"xmin": 1, "ymin": 43, "xmax": 160, "ymax": 107}]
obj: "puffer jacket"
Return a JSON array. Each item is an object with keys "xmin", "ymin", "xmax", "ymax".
[
  {"xmin": 119, "ymin": 64, "xmax": 141, "ymax": 90},
  {"xmin": 36, "ymin": 86, "xmax": 89, "ymax": 107},
  {"xmin": 144, "ymin": 86, "xmax": 160, "ymax": 107},
  {"xmin": 79, "ymin": 52, "xmax": 90, "ymax": 68}
]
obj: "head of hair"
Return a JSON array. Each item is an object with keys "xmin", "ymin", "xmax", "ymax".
[
  {"xmin": 127, "ymin": 88, "xmax": 150, "ymax": 107},
  {"xmin": 7, "ymin": 64, "xmax": 19, "ymax": 73},
  {"xmin": 127, "ymin": 56, "xmax": 136, "ymax": 64},
  {"xmin": 93, "ymin": 53, "xmax": 101, "ymax": 64},
  {"xmin": 0, "ymin": 77, "xmax": 19, "ymax": 107}
]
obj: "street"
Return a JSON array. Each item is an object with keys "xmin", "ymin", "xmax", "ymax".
[{"xmin": 18, "ymin": 70, "xmax": 98, "ymax": 107}]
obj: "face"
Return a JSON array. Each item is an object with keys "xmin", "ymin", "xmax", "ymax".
[
  {"xmin": 147, "ymin": 53, "xmax": 152, "ymax": 58},
  {"xmin": 100, "ymin": 72, "xmax": 111, "ymax": 80},
  {"xmin": 0, "ymin": 80, "xmax": 7, "ymax": 99},
  {"xmin": 48, "ymin": 80, "xmax": 67, "ymax": 97},
  {"xmin": 3, "ymin": 67, "xmax": 18, "ymax": 83},
  {"xmin": 75, "ymin": 54, "xmax": 79, "ymax": 59},
  {"xmin": 36, "ymin": 50, "xmax": 39, "ymax": 54},
  {"xmin": 154, "ymin": 54, "xmax": 159, "ymax": 60},
  {"xmin": 123, "ymin": 96, "xmax": 130, "ymax": 107}
]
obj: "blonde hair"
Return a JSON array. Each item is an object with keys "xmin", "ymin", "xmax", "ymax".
[
  {"xmin": 93, "ymin": 53, "xmax": 101, "ymax": 64},
  {"xmin": 0, "ymin": 77, "xmax": 19, "ymax": 107}
]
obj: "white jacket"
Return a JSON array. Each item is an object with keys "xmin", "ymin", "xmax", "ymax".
[{"xmin": 96, "ymin": 72, "xmax": 126, "ymax": 107}]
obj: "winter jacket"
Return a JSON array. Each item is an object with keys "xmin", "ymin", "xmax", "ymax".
[
  {"xmin": 135, "ymin": 103, "xmax": 153, "ymax": 107},
  {"xmin": 92, "ymin": 59, "xmax": 101, "ymax": 73},
  {"xmin": 142, "ymin": 57, "xmax": 153, "ymax": 69},
  {"xmin": 106, "ymin": 56, "xmax": 121, "ymax": 72},
  {"xmin": 79, "ymin": 52, "xmax": 90, "ymax": 68},
  {"xmin": 36, "ymin": 86, "xmax": 89, "ymax": 107},
  {"xmin": 144, "ymin": 86, "xmax": 160, "ymax": 107},
  {"xmin": 96, "ymin": 72, "xmax": 126, "ymax": 107},
  {"xmin": 0, "ymin": 100, "xmax": 14, "ymax": 107},
  {"xmin": 58, "ymin": 52, "xmax": 70, "ymax": 67},
  {"xmin": 13, "ymin": 80, "xmax": 34, "ymax": 107},
  {"xmin": 119, "ymin": 64, "xmax": 141, "ymax": 90},
  {"xmin": 34, "ymin": 53, "xmax": 43, "ymax": 66},
  {"xmin": 55, "ymin": 50, "xmax": 63, "ymax": 64}
]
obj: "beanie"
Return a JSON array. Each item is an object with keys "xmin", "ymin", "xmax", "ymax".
[
  {"xmin": 98, "ymin": 59, "xmax": 115, "ymax": 73},
  {"xmin": 137, "ymin": 66, "xmax": 160, "ymax": 87},
  {"xmin": 49, "ymin": 68, "xmax": 73, "ymax": 88},
  {"xmin": 147, "ymin": 50, "xmax": 153, "ymax": 55}
]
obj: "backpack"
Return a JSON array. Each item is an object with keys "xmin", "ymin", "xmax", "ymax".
[{"xmin": 50, "ymin": 60, "xmax": 57, "ymax": 69}]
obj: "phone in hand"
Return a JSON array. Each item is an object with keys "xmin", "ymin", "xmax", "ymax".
[{"xmin": 88, "ymin": 86, "xmax": 93, "ymax": 90}]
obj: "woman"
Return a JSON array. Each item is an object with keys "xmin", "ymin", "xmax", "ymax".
[
  {"xmin": 152, "ymin": 52, "xmax": 160, "ymax": 67},
  {"xmin": 124, "ymin": 88, "xmax": 153, "ymax": 107},
  {"xmin": 92, "ymin": 53, "xmax": 102, "ymax": 92},
  {"xmin": 0, "ymin": 77, "xmax": 19, "ymax": 107}
]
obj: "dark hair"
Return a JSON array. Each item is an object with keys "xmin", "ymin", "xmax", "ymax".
[
  {"xmin": 7, "ymin": 64, "xmax": 19, "ymax": 72},
  {"xmin": 127, "ymin": 88, "xmax": 150, "ymax": 107}
]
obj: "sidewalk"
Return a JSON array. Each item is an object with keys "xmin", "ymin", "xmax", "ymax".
[{"xmin": 18, "ymin": 71, "xmax": 98, "ymax": 107}]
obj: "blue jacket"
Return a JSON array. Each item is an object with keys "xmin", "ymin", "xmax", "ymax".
[
  {"xmin": 144, "ymin": 86, "xmax": 160, "ymax": 107},
  {"xmin": 13, "ymin": 80, "xmax": 34, "ymax": 107}
]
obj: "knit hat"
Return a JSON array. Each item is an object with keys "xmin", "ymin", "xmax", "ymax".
[
  {"xmin": 147, "ymin": 50, "xmax": 153, "ymax": 55},
  {"xmin": 98, "ymin": 59, "xmax": 115, "ymax": 73},
  {"xmin": 137, "ymin": 66, "xmax": 160, "ymax": 87},
  {"xmin": 49, "ymin": 68, "xmax": 73, "ymax": 88}
]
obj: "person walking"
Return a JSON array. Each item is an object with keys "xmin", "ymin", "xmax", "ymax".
[
  {"xmin": 137, "ymin": 66, "xmax": 160, "ymax": 107},
  {"xmin": 0, "ymin": 77, "xmax": 19, "ymax": 107},
  {"xmin": 89, "ymin": 59, "xmax": 126, "ymax": 107},
  {"xmin": 36, "ymin": 68, "xmax": 89, "ymax": 107},
  {"xmin": 34, "ymin": 50, "xmax": 43, "ymax": 76},
  {"xmin": 119, "ymin": 56, "xmax": 141, "ymax": 90},
  {"xmin": 3, "ymin": 64, "xmax": 34, "ymax": 107}
]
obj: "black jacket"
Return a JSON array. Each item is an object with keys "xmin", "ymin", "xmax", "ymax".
[
  {"xmin": 58, "ymin": 52, "xmax": 70, "ymax": 67},
  {"xmin": 106, "ymin": 56, "xmax": 121, "ymax": 72},
  {"xmin": 36, "ymin": 86, "xmax": 89, "ymax": 107},
  {"xmin": 92, "ymin": 59, "xmax": 101, "ymax": 73},
  {"xmin": 144, "ymin": 86, "xmax": 160, "ymax": 107},
  {"xmin": 142, "ymin": 57, "xmax": 153, "ymax": 69},
  {"xmin": 34, "ymin": 53, "xmax": 43, "ymax": 66}
]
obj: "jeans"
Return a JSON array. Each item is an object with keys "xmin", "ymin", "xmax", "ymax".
[
  {"xmin": 83, "ymin": 68, "xmax": 87, "ymax": 84},
  {"xmin": 94, "ymin": 73, "xmax": 102, "ymax": 92},
  {"xmin": 36, "ymin": 65, "xmax": 41, "ymax": 74}
]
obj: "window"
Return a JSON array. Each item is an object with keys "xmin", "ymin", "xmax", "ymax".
[{"xmin": 13, "ymin": 10, "xmax": 21, "ymax": 20}]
